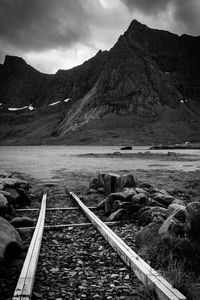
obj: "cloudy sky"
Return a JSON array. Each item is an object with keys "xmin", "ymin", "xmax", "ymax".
[{"xmin": 0, "ymin": 0, "xmax": 200, "ymax": 73}]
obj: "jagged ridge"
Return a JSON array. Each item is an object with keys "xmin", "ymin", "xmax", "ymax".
[{"xmin": 0, "ymin": 20, "xmax": 200, "ymax": 144}]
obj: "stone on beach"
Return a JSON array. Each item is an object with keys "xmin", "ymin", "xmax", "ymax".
[
  {"xmin": 185, "ymin": 201, "xmax": 200, "ymax": 243},
  {"xmin": 0, "ymin": 193, "xmax": 8, "ymax": 217},
  {"xmin": 129, "ymin": 193, "xmax": 149, "ymax": 205},
  {"xmin": 158, "ymin": 207, "xmax": 186, "ymax": 242},
  {"xmin": 152, "ymin": 192, "xmax": 174, "ymax": 206},
  {"xmin": 135, "ymin": 221, "xmax": 162, "ymax": 257},
  {"xmin": 138, "ymin": 206, "xmax": 167, "ymax": 225},
  {"xmin": 0, "ymin": 216, "xmax": 23, "ymax": 261}
]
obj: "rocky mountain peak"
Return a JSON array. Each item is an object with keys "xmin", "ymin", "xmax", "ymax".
[
  {"xmin": 0, "ymin": 19, "xmax": 200, "ymax": 145},
  {"xmin": 4, "ymin": 55, "xmax": 27, "ymax": 68}
]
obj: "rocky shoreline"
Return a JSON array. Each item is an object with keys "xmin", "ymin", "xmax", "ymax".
[{"xmin": 1, "ymin": 169, "xmax": 200, "ymax": 299}]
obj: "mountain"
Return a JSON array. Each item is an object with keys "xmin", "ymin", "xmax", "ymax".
[{"xmin": 0, "ymin": 20, "xmax": 200, "ymax": 145}]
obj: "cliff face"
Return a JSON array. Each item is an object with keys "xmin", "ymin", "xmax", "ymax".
[
  {"xmin": 58, "ymin": 20, "xmax": 200, "ymax": 136},
  {"xmin": 0, "ymin": 50, "xmax": 108, "ymax": 107},
  {"xmin": 0, "ymin": 20, "xmax": 200, "ymax": 145}
]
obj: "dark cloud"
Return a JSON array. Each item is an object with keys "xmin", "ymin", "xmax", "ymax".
[
  {"xmin": 0, "ymin": 0, "xmax": 199, "ymax": 72},
  {"xmin": 174, "ymin": 0, "xmax": 200, "ymax": 35},
  {"xmin": 0, "ymin": 0, "xmax": 90, "ymax": 51},
  {"xmin": 121, "ymin": 0, "xmax": 171, "ymax": 14},
  {"xmin": 121, "ymin": 0, "xmax": 200, "ymax": 35}
]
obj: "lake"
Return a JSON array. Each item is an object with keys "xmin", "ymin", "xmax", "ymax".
[{"xmin": 0, "ymin": 146, "xmax": 199, "ymax": 180}]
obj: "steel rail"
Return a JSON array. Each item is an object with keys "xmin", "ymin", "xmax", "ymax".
[
  {"xmin": 70, "ymin": 191, "xmax": 186, "ymax": 300},
  {"xmin": 12, "ymin": 193, "xmax": 47, "ymax": 300}
]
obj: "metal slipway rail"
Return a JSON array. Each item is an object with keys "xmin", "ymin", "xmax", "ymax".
[{"xmin": 12, "ymin": 192, "xmax": 186, "ymax": 300}]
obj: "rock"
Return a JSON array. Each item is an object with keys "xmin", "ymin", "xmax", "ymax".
[
  {"xmin": 185, "ymin": 202, "xmax": 200, "ymax": 243},
  {"xmin": 129, "ymin": 193, "xmax": 149, "ymax": 205},
  {"xmin": 2, "ymin": 177, "xmax": 29, "ymax": 190},
  {"xmin": 135, "ymin": 221, "xmax": 162, "ymax": 257},
  {"xmin": 0, "ymin": 193, "xmax": 8, "ymax": 217},
  {"xmin": 110, "ymin": 189, "xmax": 136, "ymax": 202},
  {"xmin": 0, "ymin": 216, "xmax": 23, "ymax": 261},
  {"xmin": 4, "ymin": 187, "xmax": 20, "ymax": 202},
  {"xmin": 109, "ymin": 209, "xmax": 125, "ymax": 221},
  {"xmin": 105, "ymin": 189, "xmax": 136, "ymax": 214},
  {"xmin": 138, "ymin": 207, "xmax": 167, "ymax": 225},
  {"xmin": 167, "ymin": 203, "xmax": 185, "ymax": 217},
  {"xmin": 152, "ymin": 192, "xmax": 174, "ymax": 206},
  {"xmin": 10, "ymin": 216, "xmax": 35, "ymax": 228},
  {"xmin": 159, "ymin": 189, "xmax": 171, "ymax": 196},
  {"xmin": 0, "ymin": 189, "xmax": 12, "ymax": 198},
  {"xmin": 5, "ymin": 187, "xmax": 31, "ymax": 208},
  {"xmin": 135, "ymin": 187, "xmax": 151, "ymax": 196},
  {"xmin": 158, "ymin": 207, "xmax": 186, "ymax": 243},
  {"xmin": 120, "ymin": 146, "xmax": 132, "ymax": 150}
]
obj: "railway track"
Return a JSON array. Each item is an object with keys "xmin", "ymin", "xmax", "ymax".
[{"xmin": 8, "ymin": 184, "xmax": 186, "ymax": 300}]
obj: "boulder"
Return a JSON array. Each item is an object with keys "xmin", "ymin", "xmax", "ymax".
[
  {"xmin": 10, "ymin": 216, "xmax": 35, "ymax": 228},
  {"xmin": 148, "ymin": 187, "xmax": 160, "ymax": 194},
  {"xmin": 130, "ymin": 193, "xmax": 149, "ymax": 205},
  {"xmin": 159, "ymin": 189, "xmax": 171, "ymax": 196},
  {"xmin": 185, "ymin": 202, "xmax": 200, "ymax": 243},
  {"xmin": 2, "ymin": 177, "xmax": 29, "ymax": 190},
  {"xmin": 4, "ymin": 187, "xmax": 31, "ymax": 208},
  {"xmin": 0, "ymin": 216, "xmax": 23, "ymax": 261},
  {"xmin": 0, "ymin": 193, "xmax": 8, "ymax": 217},
  {"xmin": 109, "ymin": 208, "xmax": 125, "ymax": 221},
  {"xmin": 135, "ymin": 187, "xmax": 151, "ymax": 197},
  {"xmin": 135, "ymin": 221, "xmax": 162, "ymax": 257},
  {"xmin": 158, "ymin": 207, "xmax": 186, "ymax": 243},
  {"xmin": 167, "ymin": 203, "xmax": 186, "ymax": 217},
  {"xmin": 4, "ymin": 187, "xmax": 20, "ymax": 203},
  {"xmin": 138, "ymin": 207, "xmax": 167, "ymax": 225},
  {"xmin": 0, "ymin": 190, "xmax": 12, "ymax": 198},
  {"xmin": 109, "ymin": 189, "xmax": 136, "ymax": 202},
  {"xmin": 152, "ymin": 193, "xmax": 175, "ymax": 206}
]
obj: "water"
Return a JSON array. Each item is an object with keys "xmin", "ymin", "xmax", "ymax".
[{"xmin": 0, "ymin": 145, "xmax": 199, "ymax": 180}]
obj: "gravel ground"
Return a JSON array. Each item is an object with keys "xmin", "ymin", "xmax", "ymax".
[
  {"xmin": 32, "ymin": 184, "xmax": 147, "ymax": 300},
  {"xmin": 33, "ymin": 227, "xmax": 145, "ymax": 300},
  {"xmin": 1, "ymin": 181, "xmax": 153, "ymax": 300}
]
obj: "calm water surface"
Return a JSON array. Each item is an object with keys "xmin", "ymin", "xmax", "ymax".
[{"xmin": 0, "ymin": 146, "xmax": 199, "ymax": 180}]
